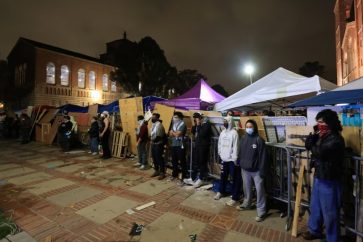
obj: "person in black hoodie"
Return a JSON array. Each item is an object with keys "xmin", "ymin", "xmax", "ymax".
[
  {"xmin": 188, "ymin": 112, "xmax": 212, "ymax": 188},
  {"xmin": 88, "ymin": 116, "xmax": 99, "ymax": 155},
  {"xmin": 302, "ymin": 109, "xmax": 345, "ymax": 242},
  {"xmin": 237, "ymin": 119, "xmax": 267, "ymax": 222},
  {"xmin": 58, "ymin": 115, "xmax": 73, "ymax": 151}
]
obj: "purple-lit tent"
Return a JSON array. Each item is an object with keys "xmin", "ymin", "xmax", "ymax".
[{"xmin": 151, "ymin": 79, "xmax": 225, "ymax": 110}]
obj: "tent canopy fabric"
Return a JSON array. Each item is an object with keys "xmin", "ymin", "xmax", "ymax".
[
  {"xmin": 58, "ymin": 104, "xmax": 88, "ymax": 113},
  {"xmin": 98, "ymin": 100, "xmax": 119, "ymax": 113},
  {"xmin": 214, "ymin": 67, "xmax": 336, "ymax": 111},
  {"xmin": 143, "ymin": 96, "xmax": 166, "ymax": 111},
  {"xmin": 289, "ymin": 76, "xmax": 363, "ymax": 107},
  {"xmin": 151, "ymin": 79, "xmax": 225, "ymax": 110}
]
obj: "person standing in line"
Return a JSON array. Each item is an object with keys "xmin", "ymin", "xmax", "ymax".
[
  {"xmin": 188, "ymin": 112, "xmax": 212, "ymax": 188},
  {"xmin": 238, "ymin": 119, "xmax": 268, "ymax": 222},
  {"xmin": 214, "ymin": 117, "xmax": 241, "ymax": 207},
  {"xmin": 302, "ymin": 109, "xmax": 345, "ymax": 242},
  {"xmin": 58, "ymin": 115, "xmax": 73, "ymax": 151},
  {"xmin": 99, "ymin": 111, "xmax": 111, "ymax": 159},
  {"xmin": 136, "ymin": 115, "xmax": 149, "ymax": 170},
  {"xmin": 19, "ymin": 113, "xmax": 31, "ymax": 144},
  {"xmin": 150, "ymin": 113, "xmax": 166, "ymax": 180},
  {"xmin": 169, "ymin": 112, "xmax": 187, "ymax": 183},
  {"xmin": 88, "ymin": 116, "xmax": 99, "ymax": 155}
]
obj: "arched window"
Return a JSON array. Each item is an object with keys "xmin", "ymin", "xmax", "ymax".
[
  {"xmin": 60, "ymin": 65, "xmax": 69, "ymax": 86},
  {"xmin": 46, "ymin": 62, "xmax": 55, "ymax": 84},
  {"xmin": 102, "ymin": 74, "xmax": 108, "ymax": 91},
  {"xmin": 111, "ymin": 81, "xmax": 117, "ymax": 92},
  {"xmin": 89, "ymin": 71, "xmax": 96, "ymax": 90},
  {"xmin": 78, "ymin": 69, "xmax": 85, "ymax": 88}
]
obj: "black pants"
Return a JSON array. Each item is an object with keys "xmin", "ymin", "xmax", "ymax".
[
  {"xmin": 101, "ymin": 131, "xmax": 111, "ymax": 158},
  {"xmin": 20, "ymin": 128, "xmax": 30, "ymax": 143},
  {"xmin": 151, "ymin": 143, "xmax": 165, "ymax": 173},
  {"xmin": 171, "ymin": 146, "xmax": 187, "ymax": 179},
  {"xmin": 196, "ymin": 144, "xmax": 210, "ymax": 180}
]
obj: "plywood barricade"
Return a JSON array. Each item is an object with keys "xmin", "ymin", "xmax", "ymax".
[{"xmin": 119, "ymin": 97, "xmax": 143, "ymax": 154}]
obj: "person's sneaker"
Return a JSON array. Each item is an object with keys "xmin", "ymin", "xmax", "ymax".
[
  {"xmin": 255, "ymin": 214, "xmax": 266, "ymax": 222},
  {"xmin": 158, "ymin": 173, "xmax": 166, "ymax": 180},
  {"xmin": 214, "ymin": 192, "xmax": 222, "ymax": 200},
  {"xmin": 150, "ymin": 171, "xmax": 160, "ymax": 177},
  {"xmin": 193, "ymin": 179, "xmax": 203, "ymax": 188},
  {"xmin": 226, "ymin": 199, "xmax": 237, "ymax": 206},
  {"xmin": 302, "ymin": 231, "xmax": 324, "ymax": 240},
  {"xmin": 183, "ymin": 178, "xmax": 195, "ymax": 186},
  {"xmin": 133, "ymin": 162, "xmax": 142, "ymax": 167},
  {"xmin": 176, "ymin": 180, "xmax": 184, "ymax": 186},
  {"xmin": 92, "ymin": 152, "xmax": 98, "ymax": 155},
  {"xmin": 167, "ymin": 176, "xmax": 176, "ymax": 182},
  {"xmin": 236, "ymin": 203, "xmax": 252, "ymax": 211},
  {"xmin": 139, "ymin": 165, "xmax": 147, "ymax": 170},
  {"xmin": 88, "ymin": 151, "xmax": 92, "ymax": 154}
]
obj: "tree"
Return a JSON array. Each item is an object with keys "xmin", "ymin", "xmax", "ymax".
[
  {"xmin": 173, "ymin": 69, "xmax": 207, "ymax": 96},
  {"xmin": 299, "ymin": 61, "xmax": 325, "ymax": 77},
  {"xmin": 211, "ymin": 84, "xmax": 229, "ymax": 97},
  {"xmin": 0, "ymin": 60, "xmax": 10, "ymax": 102}
]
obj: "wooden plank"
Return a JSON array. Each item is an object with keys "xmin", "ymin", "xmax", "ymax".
[
  {"xmin": 239, "ymin": 116, "xmax": 264, "ymax": 129},
  {"xmin": 47, "ymin": 116, "xmax": 63, "ymax": 145},
  {"xmin": 291, "ymin": 162, "xmax": 305, "ymax": 237},
  {"xmin": 285, "ymin": 126, "xmax": 313, "ymax": 147},
  {"xmin": 39, "ymin": 109, "xmax": 58, "ymax": 124},
  {"xmin": 88, "ymin": 104, "xmax": 98, "ymax": 116},
  {"xmin": 153, "ymin": 103, "xmax": 175, "ymax": 132},
  {"xmin": 41, "ymin": 123, "xmax": 51, "ymax": 143}
]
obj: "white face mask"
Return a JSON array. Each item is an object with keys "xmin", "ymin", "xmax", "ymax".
[
  {"xmin": 173, "ymin": 117, "xmax": 180, "ymax": 123},
  {"xmin": 246, "ymin": 128, "xmax": 254, "ymax": 135}
]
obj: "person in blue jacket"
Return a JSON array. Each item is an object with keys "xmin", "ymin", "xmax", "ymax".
[{"xmin": 303, "ymin": 109, "xmax": 345, "ymax": 242}]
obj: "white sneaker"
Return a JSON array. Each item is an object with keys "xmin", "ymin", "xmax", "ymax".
[
  {"xmin": 139, "ymin": 165, "xmax": 147, "ymax": 170},
  {"xmin": 226, "ymin": 199, "xmax": 237, "ymax": 207},
  {"xmin": 88, "ymin": 151, "xmax": 92, "ymax": 154},
  {"xmin": 133, "ymin": 162, "xmax": 141, "ymax": 167},
  {"xmin": 92, "ymin": 152, "xmax": 98, "ymax": 155},
  {"xmin": 193, "ymin": 179, "xmax": 203, "ymax": 188},
  {"xmin": 255, "ymin": 215, "xmax": 265, "ymax": 222},
  {"xmin": 214, "ymin": 192, "xmax": 222, "ymax": 200},
  {"xmin": 183, "ymin": 178, "xmax": 195, "ymax": 186}
]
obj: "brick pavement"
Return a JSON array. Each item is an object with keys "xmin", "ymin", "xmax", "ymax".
[{"xmin": 0, "ymin": 140, "xmax": 314, "ymax": 242}]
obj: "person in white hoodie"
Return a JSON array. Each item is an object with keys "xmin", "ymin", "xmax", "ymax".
[{"xmin": 214, "ymin": 117, "xmax": 241, "ymax": 207}]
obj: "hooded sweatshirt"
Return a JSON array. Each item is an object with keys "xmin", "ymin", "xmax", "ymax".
[
  {"xmin": 239, "ymin": 132, "xmax": 267, "ymax": 177},
  {"xmin": 218, "ymin": 118, "xmax": 239, "ymax": 164}
]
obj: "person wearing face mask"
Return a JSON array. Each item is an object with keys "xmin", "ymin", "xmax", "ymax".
[
  {"xmin": 58, "ymin": 115, "xmax": 73, "ymax": 151},
  {"xmin": 99, "ymin": 111, "xmax": 111, "ymax": 159},
  {"xmin": 214, "ymin": 117, "xmax": 241, "ymax": 206},
  {"xmin": 302, "ymin": 109, "xmax": 345, "ymax": 242},
  {"xmin": 169, "ymin": 112, "xmax": 187, "ymax": 183},
  {"xmin": 135, "ymin": 115, "xmax": 149, "ymax": 170},
  {"xmin": 237, "ymin": 119, "xmax": 267, "ymax": 222},
  {"xmin": 150, "ymin": 113, "xmax": 166, "ymax": 180}
]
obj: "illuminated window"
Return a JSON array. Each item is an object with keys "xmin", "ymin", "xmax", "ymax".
[
  {"xmin": 102, "ymin": 74, "xmax": 108, "ymax": 91},
  {"xmin": 60, "ymin": 65, "xmax": 69, "ymax": 86},
  {"xmin": 89, "ymin": 71, "xmax": 96, "ymax": 90},
  {"xmin": 111, "ymin": 81, "xmax": 116, "ymax": 92},
  {"xmin": 46, "ymin": 62, "xmax": 55, "ymax": 84},
  {"xmin": 78, "ymin": 69, "xmax": 85, "ymax": 88}
]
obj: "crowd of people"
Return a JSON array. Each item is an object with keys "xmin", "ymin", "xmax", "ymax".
[{"xmin": 0, "ymin": 111, "xmax": 32, "ymax": 144}]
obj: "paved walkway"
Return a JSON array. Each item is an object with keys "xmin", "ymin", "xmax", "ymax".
[{"xmin": 0, "ymin": 140, "xmax": 312, "ymax": 242}]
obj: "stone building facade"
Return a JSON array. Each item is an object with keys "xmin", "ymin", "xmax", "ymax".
[
  {"xmin": 335, "ymin": 0, "xmax": 363, "ymax": 86},
  {"xmin": 6, "ymin": 38, "xmax": 125, "ymax": 110}
]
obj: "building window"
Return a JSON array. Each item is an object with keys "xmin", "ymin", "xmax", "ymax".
[
  {"xmin": 46, "ymin": 62, "xmax": 55, "ymax": 84},
  {"xmin": 111, "ymin": 81, "xmax": 116, "ymax": 92},
  {"xmin": 78, "ymin": 68, "xmax": 85, "ymax": 88},
  {"xmin": 102, "ymin": 74, "xmax": 108, "ymax": 91},
  {"xmin": 89, "ymin": 71, "xmax": 96, "ymax": 90},
  {"xmin": 60, "ymin": 65, "xmax": 69, "ymax": 86}
]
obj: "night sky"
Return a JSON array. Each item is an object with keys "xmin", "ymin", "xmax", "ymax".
[{"xmin": 0, "ymin": 0, "xmax": 336, "ymax": 94}]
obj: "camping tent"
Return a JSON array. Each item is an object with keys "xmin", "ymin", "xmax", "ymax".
[
  {"xmin": 151, "ymin": 79, "xmax": 225, "ymax": 110},
  {"xmin": 214, "ymin": 67, "xmax": 337, "ymax": 111},
  {"xmin": 289, "ymin": 76, "xmax": 363, "ymax": 107},
  {"xmin": 98, "ymin": 100, "xmax": 119, "ymax": 113},
  {"xmin": 58, "ymin": 104, "xmax": 88, "ymax": 113},
  {"xmin": 143, "ymin": 96, "xmax": 166, "ymax": 111}
]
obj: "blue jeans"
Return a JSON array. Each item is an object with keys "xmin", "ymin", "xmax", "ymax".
[
  {"xmin": 219, "ymin": 161, "xmax": 242, "ymax": 201},
  {"xmin": 308, "ymin": 178, "xmax": 342, "ymax": 242},
  {"xmin": 137, "ymin": 141, "xmax": 148, "ymax": 165},
  {"xmin": 90, "ymin": 137, "xmax": 99, "ymax": 153}
]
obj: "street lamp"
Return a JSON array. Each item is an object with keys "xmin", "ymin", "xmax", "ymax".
[{"xmin": 244, "ymin": 64, "xmax": 255, "ymax": 85}]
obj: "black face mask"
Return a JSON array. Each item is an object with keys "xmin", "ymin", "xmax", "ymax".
[
  {"xmin": 223, "ymin": 123, "xmax": 228, "ymax": 129},
  {"xmin": 151, "ymin": 118, "xmax": 157, "ymax": 123}
]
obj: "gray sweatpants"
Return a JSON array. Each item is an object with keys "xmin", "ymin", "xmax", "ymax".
[{"xmin": 241, "ymin": 169, "xmax": 266, "ymax": 217}]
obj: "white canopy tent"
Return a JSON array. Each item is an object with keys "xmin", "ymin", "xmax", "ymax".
[{"xmin": 215, "ymin": 67, "xmax": 337, "ymax": 111}]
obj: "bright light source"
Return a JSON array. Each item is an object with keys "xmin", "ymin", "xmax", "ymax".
[
  {"xmin": 244, "ymin": 64, "xmax": 255, "ymax": 75},
  {"xmin": 90, "ymin": 90, "xmax": 101, "ymax": 100},
  {"xmin": 0, "ymin": 103, "xmax": 4, "ymax": 109}
]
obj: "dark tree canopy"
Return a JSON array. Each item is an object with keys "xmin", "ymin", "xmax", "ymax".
[
  {"xmin": 211, "ymin": 84, "xmax": 229, "ymax": 97},
  {"xmin": 0, "ymin": 60, "xmax": 10, "ymax": 101},
  {"xmin": 107, "ymin": 35, "xmax": 207, "ymax": 98},
  {"xmin": 299, "ymin": 61, "xmax": 325, "ymax": 78}
]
